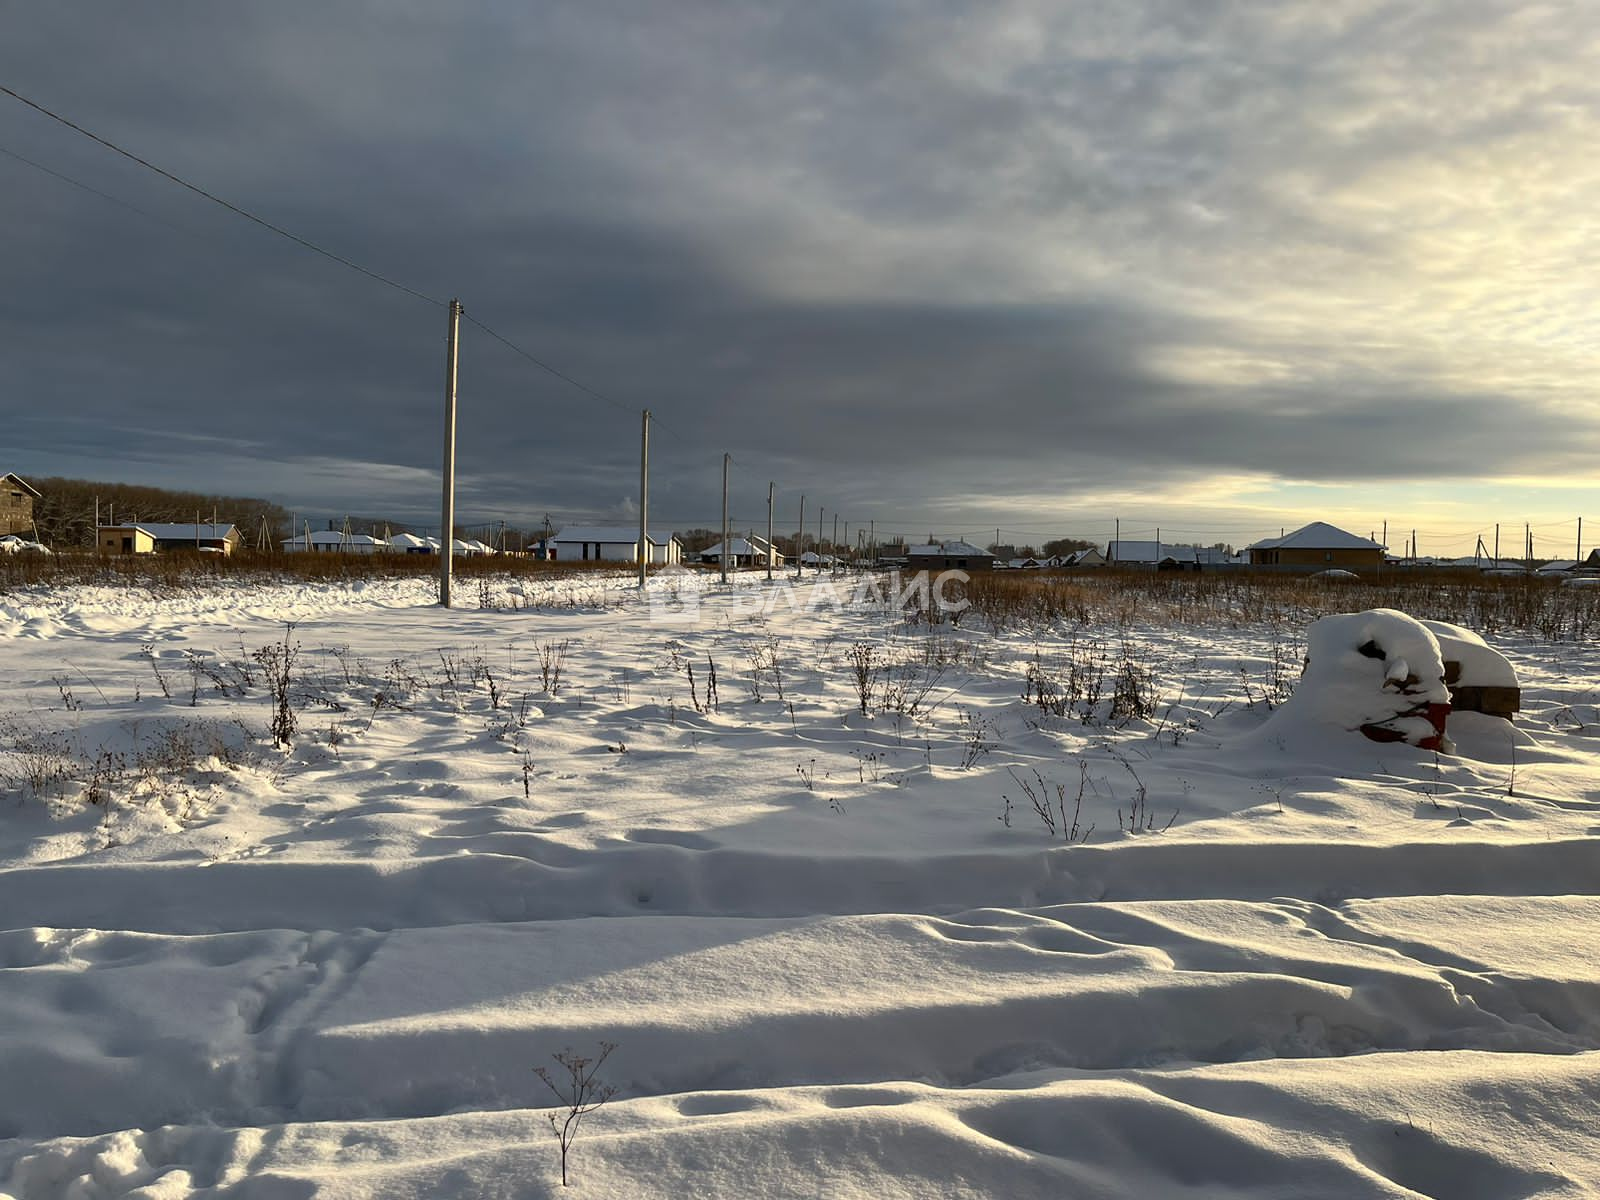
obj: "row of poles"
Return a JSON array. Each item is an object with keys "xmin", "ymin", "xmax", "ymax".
[{"xmin": 437, "ymin": 299, "xmax": 875, "ymax": 607}]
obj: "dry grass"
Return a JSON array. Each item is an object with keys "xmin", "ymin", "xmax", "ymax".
[
  {"xmin": 945, "ymin": 568, "xmax": 1600, "ymax": 643},
  {"xmin": 0, "ymin": 550, "xmax": 640, "ymax": 593}
]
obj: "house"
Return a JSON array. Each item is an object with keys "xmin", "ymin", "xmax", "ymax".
[
  {"xmin": 549, "ymin": 525, "xmax": 683, "ymax": 564},
  {"xmin": 388, "ymin": 532, "xmax": 434, "ymax": 553},
  {"xmin": 906, "ymin": 540, "xmax": 996, "ymax": 571},
  {"xmin": 1247, "ymin": 522, "xmax": 1385, "ymax": 571},
  {"xmin": 1007, "ymin": 557, "xmax": 1042, "ymax": 570},
  {"xmin": 0, "ymin": 474, "xmax": 40, "ymax": 537},
  {"xmin": 282, "ymin": 531, "xmax": 388, "ymax": 554},
  {"xmin": 103, "ymin": 522, "xmax": 241, "ymax": 555},
  {"xmin": 1105, "ymin": 541, "xmax": 1230, "ymax": 571},
  {"xmin": 1063, "ymin": 548, "xmax": 1106, "ymax": 568},
  {"xmin": 699, "ymin": 535, "xmax": 785, "ymax": 569}
]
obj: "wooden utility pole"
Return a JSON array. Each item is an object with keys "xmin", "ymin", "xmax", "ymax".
[
  {"xmin": 439, "ymin": 298, "xmax": 462, "ymax": 607},
  {"xmin": 766, "ymin": 481, "xmax": 775, "ymax": 581},
  {"xmin": 1494, "ymin": 523, "xmax": 1500, "ymax": 564},
  {"xmin": 868, "ymin": 519, "xmax": 875, "ymax": 566},
  {"xmin": 833, "ymin": 514, "xmax": 840, "ymax": 575},
  {"xmin": 817, "ymin": 507, "xmax": 825, "ymax": 574},
  {"xmin": 638, "ymin": 410, "xmax": 650, "ymax": 588},
  {"xmin": 796, "ymin": 494, "xmax": 805, "ymax": 579},
  {"xmin": 721, "ymin": 453, "xmax": 731, "ymax": 583},
  {"xmin": 1578, "ymin": 517, "xmax": 1583, "ymax": 563}
]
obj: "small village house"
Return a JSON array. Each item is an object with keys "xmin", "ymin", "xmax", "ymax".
[
  {"xmin": 906, "ymin": 540, "xmax": 996, "ymax": 571},
  {"xmin": 100, "ymin": 522, "xmax": 240, "ymax": 555},
  {"xmin": 699, "ymin": 535, "xmax": 785, "ymax": 569},
  {"xmin": 282, "ymin": 530, "xmax": 389, "ymax": 554},
  {"xmin": 1106, "ymin": 541, "xmax": 1232, "ymax": 571},
  {"xmin": 0, "ymin": 474, "xmax": 40, "ymax": 538},
  {"xmin": 549, "ymin": 525, "xmax": 683, "ymax": 564},
  {"xmin": 1247, "ymin": 522, "xmax": 1385, "ymax": 571}
]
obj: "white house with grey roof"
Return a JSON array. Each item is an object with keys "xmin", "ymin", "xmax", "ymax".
[{"xmin": 550, "ymin": 525, "xmax": 682, "ymax": 564}]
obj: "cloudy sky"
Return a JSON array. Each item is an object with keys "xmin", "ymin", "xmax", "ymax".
[{"xmin": 4, "ymin": 2, "xmax": 1599, "ymax": 554}]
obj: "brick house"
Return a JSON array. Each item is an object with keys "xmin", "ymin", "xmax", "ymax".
[{"xmin": 1247, "ymin": 522, "xmax": 1385, "ymax": 571}]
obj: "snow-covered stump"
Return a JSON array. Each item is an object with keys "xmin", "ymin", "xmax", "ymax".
[{"xmin": 1274, "ymin": 609, "xmax": 1454, "ymax": 751}]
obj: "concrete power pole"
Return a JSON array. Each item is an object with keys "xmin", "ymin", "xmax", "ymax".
[
  {"xmin": 638, "ymin": 409, "xmax": 650, "ymax": 589},
  {"xmin": 721, "ymin": 453, "xmax": 731, "ymax": 584},
  {"xmin": 439, "ymin": 298, "xmax": 462, "ymax": 608},
  {"xmin": 796, "ymin": 494, "xmax": 805, "ymax": 579},
  {"xmin": 766, "ymin": 481, "xmax": 775, "ymax": 581}
]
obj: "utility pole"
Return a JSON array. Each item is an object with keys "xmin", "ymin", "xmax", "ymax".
[
  {"xmin": 721, "ymin": 452, "xmax": 731, "ymax": 584},
  {"xmin": 833, "ymin": 514, "xmax": 839, "ymax": 575},
  {"xmin": 1578, "ymin": 517, "xmax": 1583, "ymax": 563},
  {"xmin": 638, "ymin": 409, "xmax": 650, "ymax": 588},
  {"xmin": 869, "ymin": 519, "xmax": 875, "ymax": 567},
  {"xmin": 1494, "ymin": 523, "xmax": 1500, "ymax": 564},
  {"xmin": 438, "ymin": 298, "xmax": 462, "ymax": 607},
  {"xmin": 796, "ymin": 494, "xmax": 805, "ymax": 579},
  {"xmin": 1113, "ymin": 517, "xmax": 1119, "ymax": 563},
  {"xmin": 817, "ymin": 507, "xmax": 825, "ymax": 574},
  {"xmin": 766, "ymin": 481, "xmax": 775, "ymax": 581}
]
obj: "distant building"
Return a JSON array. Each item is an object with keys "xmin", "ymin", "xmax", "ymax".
[
  {"xmin": 699, "ymin": 535, "xmax": 785, "ymax": 569},
  {"xmin": 1247, "ymin": 522, "xmax": 1385, "ymax": 571},
  {"xmin": 97, "ymin": 525, "xmax": 156, "ymax": 555},
  {"xmin": 282, "ymin": 530, "xmax": 388, "ymax": 554},
  {"xmin": 0, "ymin": 474, "xmax": 39, "ymax": 537},
  {"xmin": 1106, "ymin": 541, "xmax": 1232, "ymax": 571},
  {"xmin": 102, "ymin": 522, "xmax": 240, "ymax": 555},
  {"xmin": 906, "ymin": 540, "xmax": 996, "ymax": 571},
  {"xmin": 549, "ymin": 526, "xmax": 683, "ymax": 564}
]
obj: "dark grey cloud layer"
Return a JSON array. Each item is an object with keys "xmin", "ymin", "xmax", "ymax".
[{"xmin": 3, "ymin": 2, "xmax": 1596, "ymax": 537}]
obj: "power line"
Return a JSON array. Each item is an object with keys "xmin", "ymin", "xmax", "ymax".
[
  {"xmin": 458, "ymin": 312, "xmax": 633, "ymax": 418},
  {"xmin": 0, "ymin": 81, "xmax": 442, "ymax": 307},
  {"xmin": 0, "ymin": 142, "xmax": 189, "ymax": 233}
]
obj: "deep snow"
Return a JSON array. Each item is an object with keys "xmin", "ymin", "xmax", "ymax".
[{"xmin": 2, "ymin": 573, "xmax": 1599, "ymax": 1198}]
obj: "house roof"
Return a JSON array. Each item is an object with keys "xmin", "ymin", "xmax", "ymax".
[
  {"xmin": 1, "ymin": 473, "xmax": 41, "ymax": 498},
  {"xmin": 907, "ymin": 540, "xmax": 993, "ymax": 558},
  {"xmin": 388, "ymin": 532, "xmax": 431, "ymax": 547},
  {"xmin": 552, "ymin": 526, "xmax": 679, "ymax": 545},
  {"xmin": 1107, "ymin": 541, "xmax": 1218, "ymax": 564},
  {"xmin": 1247, "ymin": 522, "xmax": 1384, "ymax": 552},
  {"xmin": 138, "ymin": 523, "xmax": 239, "ymax": 540},
  {"xmin": 701, "ymin": 536, "xmax": 781, "ymax": 558},
  {"xmin": 283, "ymin": 530, "xmax": 385, "ymax": 545}
]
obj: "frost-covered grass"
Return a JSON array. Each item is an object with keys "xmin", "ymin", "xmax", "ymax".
[{"xmin": 2, "ymin": 572, "xmax": 1599, "ymax": 1197}]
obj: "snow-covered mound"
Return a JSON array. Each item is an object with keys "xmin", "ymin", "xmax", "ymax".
[{"xmin": 1265, "ymin": 609, "xmax": 1451, "ymax": 750}]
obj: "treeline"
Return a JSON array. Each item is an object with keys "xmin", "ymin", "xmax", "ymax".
[{"xmin": 31, "ymin": 478, "xmax": 291, "ymax": 549}]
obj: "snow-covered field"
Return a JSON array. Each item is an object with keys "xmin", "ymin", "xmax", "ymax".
[{"xmin": 2, "ymin": 572, "xmax": 1599, "ymax": 1198}]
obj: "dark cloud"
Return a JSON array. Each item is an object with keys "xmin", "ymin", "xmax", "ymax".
[{"xmin": 3, "ymin": 2, "xmax": 1595, "ymax": 538}]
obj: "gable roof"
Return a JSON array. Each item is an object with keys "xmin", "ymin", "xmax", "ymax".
[
  {"xmin": 1248, "ymin": 522, "xmax": 1384, "ymax": 552},
  {"xmin": 701, "ymin": 536, "xmax": 781, "ymax": 558},
  {"xmin": 551, "ymin": 525, "xmax": 680, "ymax": 545},
  {"xmin": 907, "ymin": 540, "xmax": 993, "ymax": 558},
  {"xmin": 1, "ymin": 473, "xmax": 40, "ymax": 498},
  {"xmin": 138, "ymin": 523, "xmax": 239, "ymax": 541}
]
